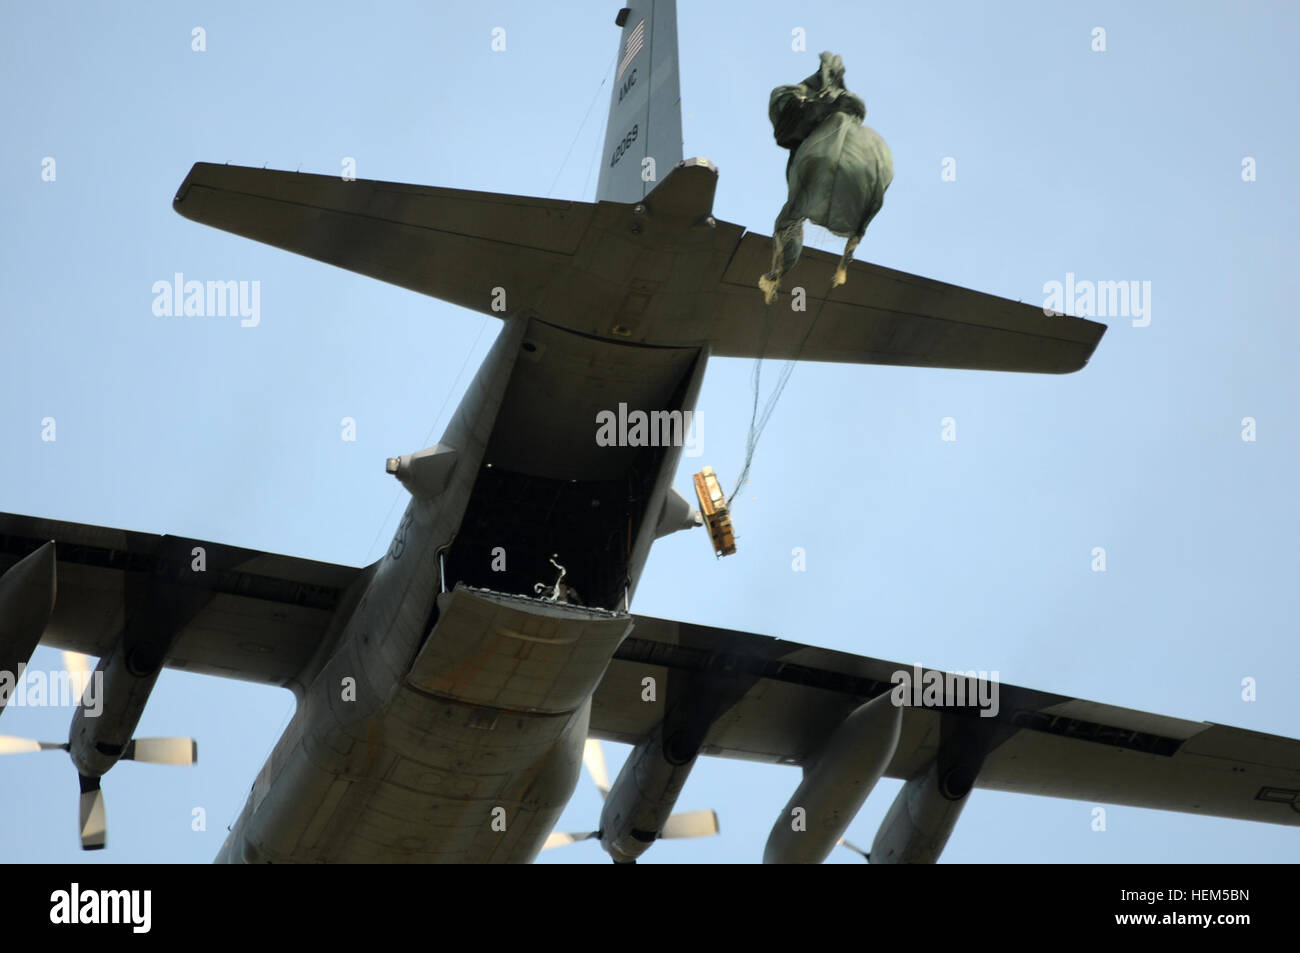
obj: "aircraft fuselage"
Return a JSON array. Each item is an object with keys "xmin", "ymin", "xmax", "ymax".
[{"xmin": 217, "ymin": 314, "xmax": 707, "ymax": 862}]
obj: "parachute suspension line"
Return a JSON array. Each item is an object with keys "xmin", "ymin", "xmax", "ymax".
[
  {"xmin": 728, "ymin": 357, "xmax": 765, "ymax": 507},
  {"xmin": 727, "ymin": 285, "xmax": 834, "ymax": 507},
  {"xmin": 727, "ymin": 293, "xmax": 777, "ymax": 505},
  {"xmin": 548, "ymin": 53, "xmax": 618, "ymax": 199}
]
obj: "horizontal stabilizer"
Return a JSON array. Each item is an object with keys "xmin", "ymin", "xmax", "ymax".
[
  {"xmin": 173, "ymin": 161, "xmax": 1103, "ymax": 374},
  {"xmin": 710, "ymin": 235, "xmax": 1106, "ymax": 373},
  {"xmin": 173, "ymin": 162, "xmax": 595, "ymax": 317}
]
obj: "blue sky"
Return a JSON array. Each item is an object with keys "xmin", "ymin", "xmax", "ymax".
[{"xmin": 1, "ymin": 0, "xmax": 1298, "ymax": 863}]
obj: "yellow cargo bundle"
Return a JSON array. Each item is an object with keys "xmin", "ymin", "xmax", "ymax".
[{"xmin": 693, "ymin": 466, "xmax": 736, "ymax": 557}]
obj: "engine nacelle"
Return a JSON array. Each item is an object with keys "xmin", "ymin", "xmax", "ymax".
[
  {"xmin": 598, "ymin": 725, "xmax": 699, "ymax": 863},
  {"xmin": 763, "ymin": 691, "xmax": 902, "ymax": 864},
  {"xmin": 870, "ymin": 758, "xmax": 973, "ymax": 863},
  {"xmin": 68, "ymin": 637, "xmax": 167, "ymax": 778}
]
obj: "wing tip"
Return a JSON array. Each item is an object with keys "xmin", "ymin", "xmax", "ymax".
[
  {"xmin": 172, "ymin": 162, "xmax": 202, "ymax": 215},
  {"xmin": 1045, "ymin": 319, "xmax": 1107, "ymax": 374},
  {"xmin": 174, "ymin": 161, "xmax": 228, "ymax": 216}
]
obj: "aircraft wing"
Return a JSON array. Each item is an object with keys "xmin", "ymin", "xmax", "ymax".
[
  {"xmin": 590, "ymin": 615, "xmax": 1300, "ymax": 827},
  {"xmin": 172, "ymin": 162, "xmax": 595, "ymax": 317},
  {"xmin": 705, "ymin": 232, "xmax": 1106, "ymax": 373},
  {"xmin": 0, "ymin": 513, "xmax": 364, "ymax": 691}
]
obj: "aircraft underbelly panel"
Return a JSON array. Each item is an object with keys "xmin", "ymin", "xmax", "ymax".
[
  {"xmin": 225, "ymin": 588, "xmax": 630, "ymax": 863},
  {"xmin": 289, "ymin": 692, "xmax": 593, "ymax": 863}
]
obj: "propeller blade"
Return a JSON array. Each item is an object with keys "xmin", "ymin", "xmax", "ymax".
[
  {"xmin": 582, "ymin": 738, "xmax": 610, "ymax": 799},
  {"xmin": 542, "ymin": 830, "xmax": 598, "ymax": 850},
  {"xmin": 660, "ymin": 809, "xmax": 720, "ymax": 840},
  {"xmin": 837, "ymin": 836, "xmax": 870, "ymax": 861},
  {"xmin": 61, "ymin": 650, "xmax": 91, "ymax": 677},
  {"xmin": 78, "ymin": 776, "xmax": 107, "ymax": 850},
  {"xmin": 123, "ymin": 737, "xmax": 198, "ymax": 765},
  {"xmin": 61, "ymin": 651, "xmax": 94, "ymax": 702},
  {"xmin": 0, "ymin": 736, "xmax": 63, "ymax": 754}
]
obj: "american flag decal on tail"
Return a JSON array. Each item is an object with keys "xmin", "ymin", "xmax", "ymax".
[
  {"xmin": 617, "ymin": 19, "xmax": 645, "ymax": 81},
  {"xmin": 598, "ymin": 2, "xmax": 682, "ymax": 204}
]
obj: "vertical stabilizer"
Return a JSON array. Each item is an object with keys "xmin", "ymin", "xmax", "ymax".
[{"xmin": 595, "ymin": 2, "xmax": 683, "ymax": 204}]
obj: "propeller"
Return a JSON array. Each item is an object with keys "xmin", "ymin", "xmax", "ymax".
[
  {"xmin": 0, "ymin": 736, "xmax": 198, "ymax": 765},
  {"xmin": 837, "ymin": 836, "xmax": 870, "ymax": 861},
  {"xmin": 543, "ymin": 739, "xmax": 721, "ymax": 854},
  {"xmin": 660, "ymin": 809, "xmax": 720, "ymax": 839},
  {"xmin": 0, "ymin": 737, "xmax": 62, "ymax": 754},
  {"xmin": 542, "ymin": 829, "xmax": 599, "ymax": 849},
  {"xmin": 123, "ymin": 737, "xmax": 199, "ymax": 765},
  {"xmin": 583, "ymin": 737, "xmax": 611, "ymax": 799},
  {"xmin": 79, "ymin": 775, "xmax": 107, "ymax": 851},
  {"xmin": 0, "ymin": 652, "xmax": 197, "ymax": 850},
  {"xmin": 62, "ymin": 649, "xmax": 92, "ymax": 699}
]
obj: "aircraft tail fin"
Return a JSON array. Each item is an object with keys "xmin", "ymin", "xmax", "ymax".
[{"xmin": 595, "ymin": 2, "xmax": 683, "ymax": 204}]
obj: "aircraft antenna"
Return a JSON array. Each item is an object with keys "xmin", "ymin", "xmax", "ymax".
[{"xmin": 547, "ymin": 53, "xmax": 617, "ymax": 198}]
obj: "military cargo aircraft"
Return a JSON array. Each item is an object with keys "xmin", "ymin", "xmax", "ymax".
[{"xmin": 3, "ymin": 1, "xmax": 1298, "ymax": 863}]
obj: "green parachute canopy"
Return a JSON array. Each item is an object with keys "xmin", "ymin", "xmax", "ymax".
[{"xmin": 758, "ymin": 52, "xmax": 893, "ymax": 304}]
